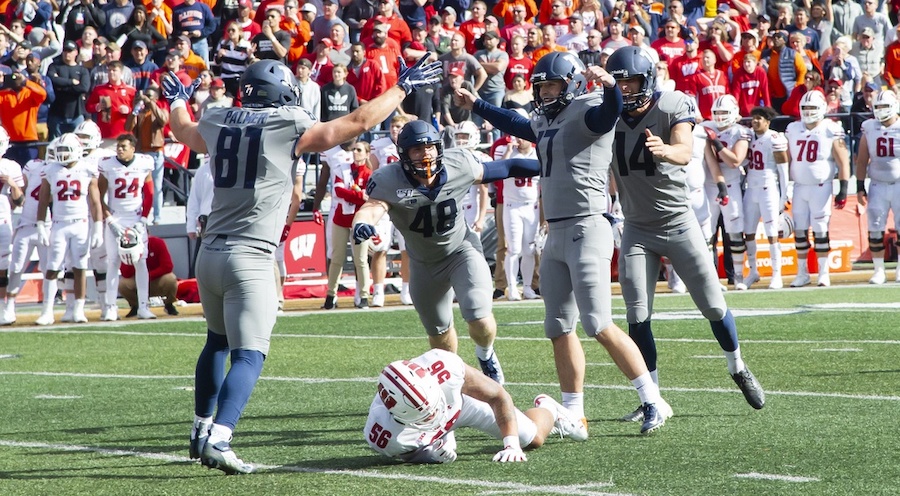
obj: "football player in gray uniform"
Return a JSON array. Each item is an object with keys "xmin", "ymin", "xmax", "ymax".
[
  {"xmin": 605, "ymin": 46, "xmax": 765, "ymax": 421},
  {"xmin": 456, "ymin": 51, "xmax": 669, "ymax": 436},
  {"xmin": 352, "ymin": 120, "xmax": 541, "ymax": 387},
  {"xmin": 163, "ymin": 55, "xmax": 441, "ymax": 474}
]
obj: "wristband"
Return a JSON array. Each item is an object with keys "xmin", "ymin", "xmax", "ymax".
[
  {"xmin": 711, "ymin": 139, "xmax": 725, "ymax": 153},
  {"xmin": 838, "ymin": 179, "xmax": 848, "ymax": 196},
  {"xmin": 502, "ymin": 435, "xmax": 521, "ymax": 451},
  {"xmin": 170, "ymin": 99, "xmax": 187, "ymax": 112},
  {"xmin": 717, "ymin": 181, "xmax": 728, "ymax": 197},
  {"xmin": 857, "ymin": 179, "xmax": 866, "ymax": 194}
]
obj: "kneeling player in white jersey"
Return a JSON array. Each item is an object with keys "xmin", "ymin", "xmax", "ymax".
[
  {"xmin": 857, "ymin": 90, "xmax": 900, "ymax": 284},
  {"xmin": 98, "ymin": 133, "xmax": 156, "ymax": 320},
  {"xmin": 3, "ymin": 137, "xmax": 51, "ymax": 325},
  {"xmin": 501, "ymin": 136, "xmax": 540, "ymax": 301},
  {"xmin": 784, "ymin": 91, "xmax": 850, "ymax": 287},
  {"xmin": 35, "ymin": 134, "xmax": 104, "ymax": 325},
  {"xmin": 0, "ymin": 128, "xmax": 25, "ymax": 322},
  {"xmin": 742, "ymin": 107, "xmax": 790, "ymax": 289},
  {"xmin": 365, "ymin": 348, "xmax": 585, "ymax": 464},
  {"xmin": 702, "ymin": 95, "xmax": 752, "ymax": 290}
]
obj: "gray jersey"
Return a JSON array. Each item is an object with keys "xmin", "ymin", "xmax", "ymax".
[
  {"xmin": 366, "ymin": 148, "xmax": 482, "ymax": 263},
  {"xmin": 198, "ymin": 106, "xmax": 317, "ymax": 247},
  {"xmin": 611, "ymin": 91, "xmax": 697, "ymax": 228},
  {"xmin": 532, "ymin": 92, "xmax": 614, "ymax": 221}
]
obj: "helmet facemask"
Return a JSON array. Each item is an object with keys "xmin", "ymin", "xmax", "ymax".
[
  {"xmin": 873, "ymin": 90, "xmax": 900, "ymax": 123},
  {"xmin": 401, "ymin": 144, "xmax": 444, "ymax": 180}
]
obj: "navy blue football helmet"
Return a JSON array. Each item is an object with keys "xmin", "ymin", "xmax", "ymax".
[
  {"xmin": 240, "ymin": 60, "xmax": 301, "ymax": 108},
  {"xmin": 530, "ymin": 52, "xmax": 587, "ymax": 119},
  {"xmin": 396, "ymin": 120, "xmax": 444, "ymax": 180},
  {"xmin": 605, "ymin": 46, "xmax": 657, "ymax": 111}
]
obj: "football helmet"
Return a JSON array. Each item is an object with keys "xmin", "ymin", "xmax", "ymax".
[
  {"xmin": 451, "ymin": 121, "xmax": 481, "ymax": 149},
  {"xmin": 873, "ymin": 90, "xmax": 900, "ymax": 123},
  {"xmin": 711, "ymin": 95, "xmax": 740, "ymax": 129},
  {"xmin": 799, "ymin": 90, "xmax": 827, "ymax": 125},
  {"xmin": 397, "ymin": 120, "xmax": 444, "ymax": 180},
  {"xmin": 74, "ymin": 120, "xmax": 102, "ymax": 152},
  {"xmin": 377, "ymin": 360, "xmax": 446, "ymax": 430},
  {"xmin": 0, "ymin": 126, "xmax": 9, "ymax": 157},
  {"xmin": 240, "ymin": 59, "xmax": 302, "ymax": 108},
  {"xmin": 44, "ymin": 137, "xmax": 59, "ymax": 162},
  {"xmin": 530, "ymin": 51, "xmax": 587, "ymax": 119},
  {"xmin": 52, "ymin": 133, "xmax": 84, "ymax": 164},
  {"xmin": 606, "ymin": 46, "xmax": 657, "ymax": 111},
  {"xmin": 118, "ymin": 228, "xmax": 144, "ymax": 265}
]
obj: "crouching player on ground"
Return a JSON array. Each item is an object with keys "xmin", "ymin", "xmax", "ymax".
[{"xmin": 365, "ymin": 348, "xmax": 586, "ymax": 464}]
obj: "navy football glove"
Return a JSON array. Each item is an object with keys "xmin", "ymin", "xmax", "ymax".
[
  {"xmin": 353, "ymin": 223, "xmax": 377, "ymax": 244},
  {"xmin": 161, "ymin": 71, "xmax": 201, "ymax": 105},
  {"xmin": 397, "ymin": 53, "xmax": 442, "ymax": 95}
]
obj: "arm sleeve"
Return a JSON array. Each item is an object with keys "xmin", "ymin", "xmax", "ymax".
[
  {"xmin": 472, "ymin": 99, "xmax": 537, "ymax": 142},
  {"xmin": 481, "ymin": 158, "xmax": 541, "ymax": 183},
  {"xmin": 583, "ymin": 85, "xmax": 623, "ymax": 135},
  {"xmin": 141, "ymin": 180, "xmax": 153, "ymax": 218}
]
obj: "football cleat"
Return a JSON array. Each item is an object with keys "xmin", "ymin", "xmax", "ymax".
[
  {"xmin": 817, "ymin": 274, "xmax": 830, "ymax": 287},
  {"xmin": 100, "ymin": 304, "xmax": 118, "ymax": 321},
  {"xmin": 523, "ymin": 287, "xmax": 541, "ymax": 300},
  {"xmin": 507, "ymin": 289, "xmax": 521, "ymax": 301},
  {"xmin": 73, "ymin": 312, "xmax": 88, "ymax": 323},
  {"xmin": 670, "ymin": 280, "xmax": 687, "ymax": 294},
  {"xmin": 35, "ymin": 312, "xmax": 55, "ymax": 326},
  {"xmin": 165, "ymin": 303, "xmax": 180, "ymax": 316},
  {"xmin": 137, "ymin": 306, "xmax": 157, "ymax": 319},
  {"xmin": 620, "ymin": 398, "xmax": 673, "ymax": 423},
  {"xmin": 731, "ymin": 368, "xmax": 765, "ymax": 409},
  {"xmin": 869, "ymin": 269, "xmax": 886, "ymax": 285},
  {"xmin": 639, "ymin": 403, "xmax": 666, "ymax": 434},
  {"xmin": 400, "ymin": 289, "xmax": 413, "ymax": 305},
  {"xmin": 492, "ymin": 288, "xmax": 505, "ymax": 300},
  {"xmin": 743, "ymin": 271, "xmax": 760, "ymax": 289},
  {"xmin": 734, "ymin": 282, "xmax": 748, "ymax": 291},
  {"xmin": 355, "ymin": 298, "xmax": 369, "ymax": 309},
  {"xmin": 768, "ymin": 277, "xmax": 783, "ymax": 289},
  {"xmin": 61, "ymin": 307, "xmax": 75, "ymax": 322},
  {"xmin": 125, "ymin": 306, "xmax": 139, "ymax": 318},
  {"xmin": 322, "ymin": 295, "xmax": 336, "ymax": 310},
  {"xmin": 790, "ymin": 272, "xmax": 811, "ymax": 288},
  {"xmin": 534, "ymin": 394, "xmax": 588, "ymax": 441},
  {"xmin": 201, "ymin": 440, "xmax": 255, "ymax": 475},
  {"xmin": 372, "ymin": 291, "xmax": 385, "ymax": 307},
  {"xmin": 478, "ymin": 352, "xmax": 505, "ymax": 385},
  {"xmin": 189, "ymin": 424, "xmax": 210, "ymax": 460}
]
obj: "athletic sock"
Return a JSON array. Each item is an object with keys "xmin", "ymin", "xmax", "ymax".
[
  {"xmin": 474, "ymin": 344, "xmax": 494, "ymax": 361},
  {"xmin": 632, "ymin": 372, "xmax": 661, "ymax": 405},
  {"xmin": 561, "ymin": 392, "xmax": 584, "ymax": 419}
]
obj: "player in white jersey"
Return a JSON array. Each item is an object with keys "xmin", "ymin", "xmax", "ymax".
[
  {"xmin": 500, "ymin": 136, "xmax": 540, "ymax": 301},
  {"xmin": 702, "ymin": 95, "xmax": 752, "ymax": 290},
  {"xmin": 784, "ymin": 90, "xmax": 850, "ymax": 287},
  {"xmin": 450, "ymin": 122, "xmax": 491, "ymax": 233},
  {"xmin": 3, "ymin": 147, "xmax": 49, "ymax": 325},
  {"xmin": 0, "ymin": 127, "xmax": 25, "ymax": 323},
  {"xmin": 742, "ymin": 107, "xmax": 790, "ymax": 289},
  {"xmin": 98, "ymin": 133, "xmax": 156, "ymax": 320},
  {"xmin": 365, "ymin": 349, "xmax": 585, "ymax": 464},
  {"xmin": 856, "ymin": 90, "xmax": 900, "ymax": 284},
  {"xmin": 35, "ymin": 133, "xmax": 105, "ymax": 325},
  {"xmin": 74, "ymin": 120, "xmax": 117, "ymax": 320},
  {"xmin": 164, "ymin": 57, "xmax": 440, "ymax": 474}
]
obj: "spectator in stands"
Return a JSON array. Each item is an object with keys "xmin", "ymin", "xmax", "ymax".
[
  {"xmin": 346, "ymin": 42, "xmax": 385, "ymax": 105},
  {"xmin": 410, "ymin": 20, "xmax": 438, "ymax": 54},
  {"xmin": 831, "ymin": 0, "xmax": 862, "ymax": 42},
  {"xmin": 506, "ymin": 34, "xmax": 533, "ymax": 87},
  {"xmin": 824, "ymin": 78, "xmax": 843, "ymax": 113},
  {"xmin": 47, "ymin": 40, "xmax": 90, "ymax": 139},
  {"xmin": 362, "ymin": 23, "xmax": 400, "ymax": 93},
  {"xmin": 850, "ymin": 30, "xmax": 883, "ymax": 89},
  {"xmin": 670, "ymin": 32, "xmax": 701, "ymax": 92},
  {"xmin": 656, "ymin": 60, "xmax": 675, "ymax": 91},
  {"xmin": 92, "ymin": 42, "xmax": 135, "ymax": 88},
  {"xmin": 172, "ymin": 0, "xmax": 217, "ymax": 66},
  {"xmin": 636, "ymin": 0, "xmax": 665, "ymax": 40},
  {"xmin": 119, "ymin": 236, "xmax": 179, "ymax": 317},
  {"xmin": 853, "ymin": 0, "xmax": 893, "ymax": 55},
  {"xmin": 578, "ymin": 29, "xmax": 603, "ymax": 68},
  {"xmin": 532, "ymin": 24, "xmax": 567, "ymax": 64},
  {"xmin": 475, "ymin": 31, "xmax": 508, "ymax": 109},
  {"xmin": 327, "ymin": 24, "xmax": 352, "ymax": 65},
  {"xmin": 127, "ymin": 41, "xmax": 158, "ymax": 92},
  {"xmin": 808, "ymin": 1, "xmax": 832, "ymax": 56},
  {"xmin": 233, "ymin": 0, "xmax": 262, "ymax": 43},
  {"xmin": 214, "ymin": 21, "xmax": 252, "ymax": 97},
  {"xmin": 544, "ymin": 1, "xmax": 571, "ymax": 39},
  {"xmin": 601, "ymin": 17, "xmax": 632, "ymax": 51},
  {"xmin": 78, "ymin": 26, "xmax": 98, "ymax": 67},
  {"xmin": 101, "ymin": 0, "xmax": 135, "ymax": 39},
  {"xmin": 629, "ymin": 26, "xmax": 656, "ymax": 63},
  {"xmin": 664, "ymin": 0, "xmax": 689, "ymax": 30},
  {"xmin": 281, "ymin": 0, "xmax": 311, "ymax": 66},
  {"xmin": 300, "ymin": 2, "xmax": 317, "ymax": 28},
  {"xmin": 440, "ymin": 32, "xmax": 487, "ymax": 91},
  {"xmin": 822, "ymin": 37, "xmax": 861, "ymax": 112},
  {"xmin": 360, "ymin": 0, "xmax": 412, "ymax": 49},
  {"xmin": 789, "ymin": 31, "xmax": 823, "ymax": 78},
  {"xmin": 84, "ymin": 36, "xmax": 108, "ymax": 72},
  {"xmin": 424, "ymin": 14, "xmax": 452, "ymax": 54},
  {"xmin": 199, "ymin": 77, "xmax": 234, "ymax": 117},
  {"xmin": 782, "ymin": 70, "xmax": 822, "ymax": 118},
  {"xmin": 499, "ymin": 4, "xmax": 535, "ymax": 46},
  {"xmin": 125, "ymin": 85, "xmax": 168, "ymax": 224},
  {"xmin": 305, "ymin": 38, "xmax": 336, "ymax": 85},
  {"xmin": 320, "ymin": 64, "xmax": 359, "ymax": 122},
  {"xmin": 559, "ymin": 14, "xmax": 588, "ymax": 52},
  {"xmin": 502, "ymin": 73, "xmax": 533, "ymax": 113},
  {"xmin": 765, "ymin": 30, "xmax": 807, "ymax": 112},
  {"xmin": 441, "ymin": 64, "xmax": 476, "ymax": 129},
  {"xmin": 698, "ymin": 21, "xmax": 734, "ymax": 71},
  {"xmin": 460, "ymin": 1, "xmax": 488, "ymax": 54},
  {"xmin": 652, "ymin": 18, "xmax": 686, "ymax": 61},
  {"xmin": 493, "ymin": 0, "xmax": 538, "ymax": 27},
  {"xmin": 312, "ymin": 0, "xmax": 349, "ymax": 46},
  {"xmin": 176, "ymin": 34, "xmax": 208, "ymax": 80},
  {"xmin": 25, "ymin": 53, "xmax": 53, "ymax": 144},
  {"xmin": 771, "ymin": 4, "xmax": 792, "ymax": 32},
  {"xmin": 850, "ymin": 80, "xmax": 878, "ymax": 134},
  {"xmin": 687, "ymin": 49, "xmax": 728, "ymax": 120},
  {"xmin": 731, "ymin": 29, "xmax": 761, "ymax": 78},
  {"xmin": 147, "ymin": 0, "xmax": 174, "ymax": 65},
  {"xmin": 785, "ymin": 7, "xmax": 820, "ymax": 53},
  {"xmin": 295, "ymin": 58, "xmax": 321, "ymax": 117},
  {"xmin": 438, "ymin": 6, "xmax": 462, "ymax": 41},
  {"xmin": 754, "ymin": 14, "xmax": 772, "ymax": 49},
  {"xmin": 341, "ymin": 0, "xmax": 373, "ymax": 43},
  {"xmin": 190, "ymin": 71, "xmax": 213, "ymax": 112},
  {"xmin": 56, "ymin": 0, "xmax": 106, "ymax": 43},
  {"xmin": 0, "ymin": 71, "xmax": 46, "ymax": 165},
  {"xmin": 86, "ymin": 61, "xmax": 135, "ymax": 144},
  {"xmin": 730, "ymin": 52, "xmax": 770, "ymax": 116},
  {"xmin": 253, "ymin": 8, "xmax": 291, "ymax": 63}
]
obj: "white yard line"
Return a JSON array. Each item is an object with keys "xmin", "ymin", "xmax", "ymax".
[{"xmin": 734, "ymin": 472, "xmax": 820, "ymax": 483}]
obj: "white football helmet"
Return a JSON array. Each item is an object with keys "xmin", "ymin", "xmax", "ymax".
[
  {"xmin": 711, "ymin": 95, "xmax": 740, "ymax": 129},
  {"xmin": 799, "ymin": 90, "xmax": 827, "ymax": 125},
  {"xmin": 74, "ymin": 120, "xmax": 102, "ymax": 152},
  {"xmin": 377, "ymin": 360, "xmax": 446, "ymax": 430},
  {"xmin": 873, "ymin": 90, "xmax": 900, "ymax": 123},
  {"xmin": 0, "ymin": 126, "xmax": 9, "ymax": 157},
  {"xmin": 52, "ymin": 133, "xmax": 84, "ymax": 164},
  {"xmin": 118, "ymin": 228, "xmax": 144, "ymax": 265},
  {"xmin": 451, "ymin": 121, "xmax": 481, "ymax": 149},
  {"xmin": 44, "ymin": 137, "xmax": 59, "ymax": 162}
]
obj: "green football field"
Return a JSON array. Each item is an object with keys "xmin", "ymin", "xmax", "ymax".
[{"xmin": 1, "ymin": 284, "xmax": 898, "ymax": 495}]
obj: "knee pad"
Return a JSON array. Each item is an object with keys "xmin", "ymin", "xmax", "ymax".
[
  {"xmin": 794, "ymin": 231, "xmax": 810, "ymax": 251},
  {"xmin": 64, "ymin": 271, "xmax": 75, "ymax": 281},
  {"xmin": 94, "ymin": 272, "xmax": 106, "ymax": 282},
  {"xmin": 729, "ymin": 234, "xmax": 746, "ymax": 255},
  {"xmin": 869, "ymin": 232, "xmax": 886, "ymax": 253},
  {"xmin": 813, "ymin": 233, "xmax": 830, "ymax": 253}
]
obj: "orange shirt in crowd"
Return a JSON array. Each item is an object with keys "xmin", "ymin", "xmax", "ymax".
[{"xmin": 0, "ymin": 79, "xmax": 47, "ymax": 142}]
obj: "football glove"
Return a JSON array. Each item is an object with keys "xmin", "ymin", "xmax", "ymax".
[
  {"xmin": 37, "ymin": 221, "xmax": 50, "ymax": 246},
  {"xmin": 353, "ymin": 223, "xmax": 376, "ymax": 244},
  {"xmin": 716, "ymin": 181, "xmax": 729, "ymax": 206},
  {"xmin": 280, "ymin": 224, "xmax": 291, "ymax": 243},
  {"xmin": 397, "ymin": 53, "xmax": 442, "ymax": 95},
  {"xmin": 107, "ymin": 216, "xmax": 126, "ymax": 238},
  {"xmin": 834, "ymin": 179, "xmax": 848, "ymax": 209},
  {"xmin": 493, "ymin": 446, "xmax": 527, "ymax": 463},
  {"xmin": 703, "ymin": 126, "xmax": 725, "ymax": 153},
  {"xmin": 90, "ymin": 221, "xmax": 104, "ymax": 249},
  {"xmin": 161, "ymin": 71, "xmax": 201, "ymax": 106},
  {"xmin": 312, "ymin": 209, "xmax": 324, "ymax": 225}
]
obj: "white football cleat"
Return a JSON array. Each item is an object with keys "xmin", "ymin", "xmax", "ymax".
[
  {"xmin": 523, "ymin": 287, "xmax": 541, "ymax": 300},
  {"xmin": 100, "ymin": 304, "xmax": 118, "ymax": 321},
  {"xmin": 869, "ymin": 269, "xmax": 886, "ymax": 285},
  {"xmin": 895, "ymin": 269, "xmax": 900, "ymax": 283},
  {"xmin": 534, "ymin": 394, "xmax": 588, "ymax": 442},
  {"xmin": 743, "ymin": 271, "xmax": 760, "ymax": 289},
  {"xmin": 60, "ymin": 308, "xmax": 75, "ymax": 322},
  {"xmin": 734, "ymin": 282, "xmax": 748, "ymax": 291},
  {"xmin": 137, "ymin": 306, "xmax": 157, "ymax": 319},
  {"xmin": 372, "ymin": 291, "xmax": 385, "ymax": 307},
  {"xmin": 790, "ymin": 272, "xmax": 811, "ymax": 287},
  {"xmin": 35, "ymin": 312, "xmax": 55, "ymax": 326},
  {"xmin": 817, "ymin": 273, "xmax": 830, "ymax": 287},
  {"xmin": 73, "ymin": 312, "xmax": 88, "ymax": 323},
  {"xmin": 399, "ymin": 288, "xmax": 413, "ymax": 305},
  {"xmin": 670, "ymin": 280, "xmax": 687, "ymax": 294},
  {"xmin": 768, "ymin": 277, "xmax": 783, "ymax": 289},
  {"xmin": 507, "ymin": 289, "xmax": 521, "ymax": 301}
]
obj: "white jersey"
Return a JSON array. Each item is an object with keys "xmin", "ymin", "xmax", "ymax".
[
  {"xmin": 785, "ymin": 119, "xmax": 845, "ymax": 185},
  {"xmin": 685, "ymin": 124, "xmax": 707, "ymax": 190},
  {"xmin": 42, "ymin": 160, "xmax": 98, "ymax": 221},
  {"xmin": 502, "ymin": 147, "xmax": 539, "ymax": 203},
  {"xmin": 82, "ymin": 147, "xmax": 116, "ymax": 168},
  {"xmin": 365, "ymin": 349, "xmax": 466, "ymax": 460},
  {"xmin": 746, "ymin": 129, "xmax": 788, "ymax": 189},
  {"xmin": 861, "ymin": 118, "xmax": 900, "ymax": 183},
  {"xmin": 98, "ymin": 154, "xmax": 155, "ymax": 217},
  {"xmin": 321, "ymin": 145, "xmax": 354, "ymax": 216},
  {"xmin": 0, "ymin": 158, "xmax": 24, "ymax": 223},
  {"xmin": 370, "ymin": 136, "xmax": 399, "ymax": 169},
  {"xmin": 20, "ymin": 159, "xmax": 48, "ymax": 223},
  {"xmin": 701, "ymin": 121, "xmax": 751, "ymax": 185}
]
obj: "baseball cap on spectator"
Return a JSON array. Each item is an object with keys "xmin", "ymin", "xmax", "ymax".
[
  {"xmin": 485, "ymin": 15, "xmax": 499, "ymax": 24},
  {"xmin": 429, "ymin": 15, "xmax": 441, "ymax": 24},
  {"xmin": 609, "ymin": 16, "xmax": 622, "ymax": 24},
  {"xmin": 239, "ymin": 0, "xmax": 252, "ymax": 9},
  {"xmin": 107, "ymin": 41, "xmax": 121, "ymax": 52},
  {"xmin": 166, "ymin": 48, "xmax": 183, "ymax": 58},
  {"xmin": 211, "ymin": 78, "xmax": 225, "ymax": 88},
  {"xmin": 63, "ymin": 40, "xmax": 78, "ymax": 52},
  {"xmin": 441, "ymin": 6, "xmax": 456, "ymax": 16},
  {"xmin": 300, "ymin": 3, "xmax": 316, "ymax": 13},
  {"xmin": 318, "ymin": 38, "xmax": 333, "ymax": 48},
  {"xmin": 94, "ymin": 37, "xmax": 108, "ymax": 46},
  {"xmin": 756, "ymin": 13, "xmax": 770, "ymax": 23},
  {"xmin": 178, "ymin": 34, "xmax": 192, "ymax": 45},
  {"xmin": 482, "ymin": 30, "xmax": 500, "ymax": 41},
  {"xmin": 132, "ymin": 40, "xmax": 148, "ymax": 50},
  {"xmin": 16, "ymin": 40, "xmax": 32, "ymax": 50},
  {"xmin": 717, "ymin": 4, "xmax": 729, "ymax": 13},
  {"xmin": 411, "ymin": 21, "xmax": 425, "ymax": 30},
  {"xmin": 323, "ymin": 0, "xmax": 336, "ymax": 4},
  {"xmin": 297, "ymin": 58, "xmax": 312, "ymax": 68},
  {"xmin": 449, "ymin": 65, "xmax": 464, "ymax": 77},
  {"xmin": 569, "ymin": 13, "xmax": 582, "ymax": 21},
  {"xmin": 861, "ymin": 27, "xmax": 875, "ymax": 38},
  {"xmin": 828, "ymin": 78, "xmax": 842, "ymax": 86},
  {"xmin": 741, "ymin": 30, "xmax": 759, "ymax": 42},
  {"xmin": 26, "ymin": 52, "xmax": 40, "ymax": 62},
  {"xmin": 770, "ymin": 30, "xmax": 788, "ymax": 39},
  {"xmin": 630, "ymin": 25, "xmax": 645, "ymax": 36},
  {"xmin": 864, "ymin": 81, "xmax": 879, "ymax": 91}
]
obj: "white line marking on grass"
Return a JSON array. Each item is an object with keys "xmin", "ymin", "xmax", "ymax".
[
  {"xmin": 805, "ymin": 303, "xmax": 900, "ymax": 309},
  {"xmin": 34, "ymin": 394, "xmax": 81, "ymax": 399},
  {"xmin": 691, "ymin": 355, "xmax": 725, "ymax": 359},
  {"xmin": 0, "ymin": 440, "xmax": 635, "ymax": 496},
  {"xmin": 585, "ymin": 362, "xmax": 615, "ymax": 366},
  {"xmin": 504, "ymin": 309, "xmax": 805, "ymax": 326},
  {"xmin": 734, "ymin": 472, "xmax": 820, "ymax": 483},
  {"xmin": 0, "ymin": 354, "xmax": 20, "ymax": 359},
  {"xmin": 811, "ymin": 348, "xmax": 862, "ymax": 352}
]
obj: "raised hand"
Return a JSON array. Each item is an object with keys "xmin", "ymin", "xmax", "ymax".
[
  {"xmin": 161, "ymin": 71, "xmax": 201, "ymax": 105},
  {"xmin": 397, "ymin": 53, "xmax": 442, "ymax": 95}
]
